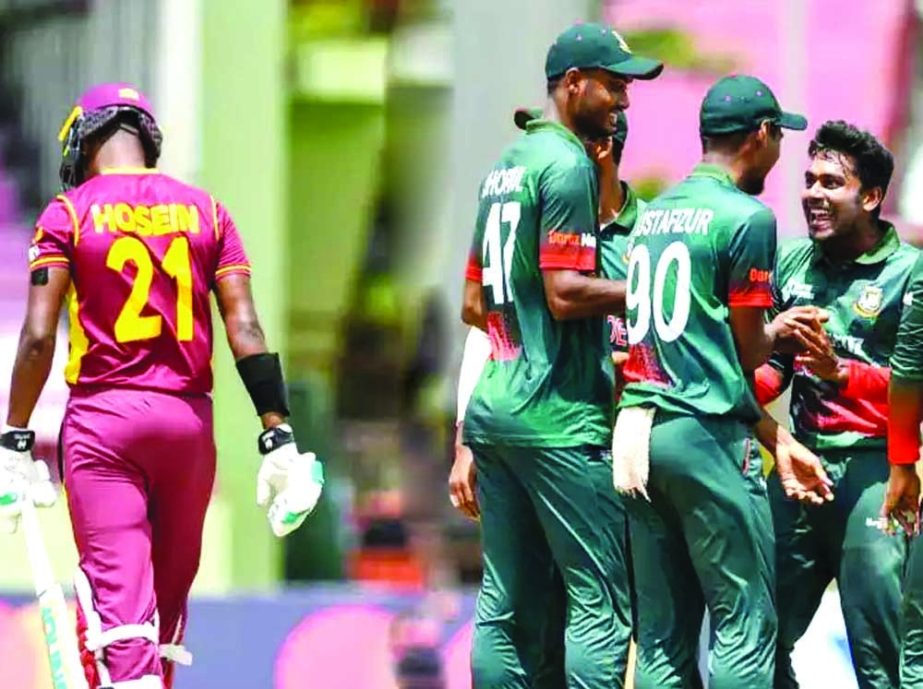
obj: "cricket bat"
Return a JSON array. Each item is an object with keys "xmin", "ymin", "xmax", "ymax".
[{"xmin": 20, "ymin": 496, "xmax": 89, "ymax": 689}]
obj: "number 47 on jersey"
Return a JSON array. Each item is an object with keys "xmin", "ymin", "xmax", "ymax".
[{"xmin": 481, "ymin": 201, "xmax": 521, "ymax": 306}]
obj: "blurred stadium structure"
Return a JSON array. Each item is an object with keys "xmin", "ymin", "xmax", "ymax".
[{"xmin": 0, "ymin": 0, "xmax": 919, "ymax": 686}]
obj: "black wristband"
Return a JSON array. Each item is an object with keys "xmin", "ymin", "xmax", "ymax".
[
  {"xmin": 258, "ymin": 424, "xmax": 295, "ymax": 455},
  {"xmin": 1, "ymin": 429, "xmax": 35, "ymax": 452},
  {"xmin": 236, "ymin": 352, "xmax": 291, "ymax": 417}
]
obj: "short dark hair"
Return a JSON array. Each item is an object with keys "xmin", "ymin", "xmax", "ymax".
[
  {"xmin": 808, "ymin": 120, "xmax": 894, "ymax": 218},
  {"xmin": 700, "ymin": 130, "xmax": 753, "ymax": 155},
  {"xmin": 547, "ymin": 77, "xmax": 561, "ymax": 95},
  {"xmin": 700, "ymin": 120, "xmax": 783, "ymax": 155}
]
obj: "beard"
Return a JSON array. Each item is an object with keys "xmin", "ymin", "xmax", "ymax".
[
  {"xmin": 739, "ymin": 170, "xmax": 766, "ymax": 196},
  {"xmin": 573, "ymin": 106, "xmax": 614, "ymax": 142}
]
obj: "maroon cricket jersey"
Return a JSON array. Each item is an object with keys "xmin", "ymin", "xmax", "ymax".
[{"xmin": 29, "ymin": 168, "xmax": 251, "ymax": 394}]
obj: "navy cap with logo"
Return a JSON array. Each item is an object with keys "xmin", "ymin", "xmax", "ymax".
[
  {"xmin": 545, "ymin": 22, "xmax": 663, "ymax": 81},
  {"xmin": 700, "ymin": 74, "xmax": 807, "ymax": 136},
  {"xmin": 513, "ymin": 106, "xmax": 629, "ymax": 147}
]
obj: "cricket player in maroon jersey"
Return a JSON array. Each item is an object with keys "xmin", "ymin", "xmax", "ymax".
[{"xmin": 0, "ymin": 83, "xmax": 323, "ymax": 688}]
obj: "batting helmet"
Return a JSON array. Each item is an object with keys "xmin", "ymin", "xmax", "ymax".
[{"xmin": 57, "ymin": 82, "xmax": 163, "ymax": 190}]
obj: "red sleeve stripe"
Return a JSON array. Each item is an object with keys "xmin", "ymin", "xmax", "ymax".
[
  {"xmin": 30, "ymin": 256, "xmax": 70, "ymax": 270},
  {"xmin": 215, "ymin": 264, "xmax": 251, "ymax": 279},
  {"xmin": 842, "ymin": 360, "xmax": 890, "ymax": 403},
  {"xmin": 210, "ymin": 195, "xmax": 221, "ymax": 241},
  {"xmin": 728, "ymin": 290, "xmax": 773, "ymax": 307},
  {"xmin": 539, "ymin": 245, "xmax": 595, "ymax": 272},
  {"xmin": 754, "ymin": 364, "xmax": 783, "ymax": 405},
  {"xmin": 465, "ymin": 255, "xmax": 482, "ymax": 282},
  {"xmin": 889, "ymin": 422, "xmax": 920, "ymax": 465}
]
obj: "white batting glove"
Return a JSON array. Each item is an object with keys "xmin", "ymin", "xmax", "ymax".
[
  {"xmin": 256, "ymin": 424, "xmax": 324, "ymax": 538},
  {"xmin": 0, "ymin": 427, "xmax": 57, "ymax": 534}
]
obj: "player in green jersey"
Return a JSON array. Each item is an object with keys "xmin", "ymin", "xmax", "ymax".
[
  {"xmin": 613, "ymin": 75, "xmax": 831, "ymax": 689},
  {"xmin": 515, "ymin": 107, "xmax": 643, "ymax": 382},
  {"xmin": 884, "ymin": 245, "xmax": 923, "ymax": 688},
  {"xmin": 543, "ymin": 109, "xmax": 646, "ymax": 688},
  {"xmin": 459, "ymin": 22, "xmax": 662, "ymax": 689},
  {"xmin": 534, "ymin": 106, "xmax": 645, "ymax": 688},
  {"xmin": 753, "ymin": 120, "xmax": 915, "ymax": 689},
  {"xmin": 451, "ymin": 106, "xmax": 646, "ymax": 688}
]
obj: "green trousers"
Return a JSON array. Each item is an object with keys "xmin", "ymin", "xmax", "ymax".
[
  {"xmin": 534, "ymin": 517, "xmax": 635, "ymax": 689},
  {"xmin": 469, "ymin": 444, "xmax": 632, "ymax": 689},
  {"xmin": 770, "ymin": 448, "xmax": 906, "ymax": 689},
  {"xmin": 902, "ymin": 535, "xmax": 923, "ymax": 688},
  {"xmin": 625, "ymin": 412, "xmax": 776, "ymax": 689}
]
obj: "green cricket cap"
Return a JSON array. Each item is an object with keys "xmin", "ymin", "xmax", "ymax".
[
  {"xmin": 513, "ymin": 106, "xmax": 629, "ymax": 147},
  {"xmin": 545, "ymin": 22, "xmax": 663, "ymax": 81},
  {"xmin": 699, "ymin": 74, "xmax": 807, "ymax": 135}
]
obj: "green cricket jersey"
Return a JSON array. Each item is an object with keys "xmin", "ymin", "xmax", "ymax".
[
  {"xmin": 891, "ymin": 251, "xmax": 923, "ymax": 382},
  {"xmin": 462, "ymin": 119, "xmax": 612, "ymax": 447},
  {"xmin": 759, "ymin": 224, "xmax": 917, "ymax": 451},
  {"xmin": 618, "ymin": 163, "xmax": 776, "ymax": 422},
  {"xmin": 600, "ymin": 182, "xmax": 646, "ymax": 354}
]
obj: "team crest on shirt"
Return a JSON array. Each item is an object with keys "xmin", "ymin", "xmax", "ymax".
[{"xmin": 854, "ymin": 285, "xmax": 884, "ymax": 318}]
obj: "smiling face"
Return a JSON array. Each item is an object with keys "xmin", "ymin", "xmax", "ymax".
[
  {"xmin": 802, "ymin": 149, "xmax": 877, "ymax": 242},
  {"xmin": 567, "ymin": 68, "xmax": 631, "ymax": 141}
]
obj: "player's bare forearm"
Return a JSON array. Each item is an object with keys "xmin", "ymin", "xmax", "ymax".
[
  {"xmin": 8, "ymin": 333, "xmax": 55, "ymax": 428},
  {"xmin": 752, "ymin": 408, "xmax": 785, "ymax": 453},
  {"xmin": 755, "ymin": 407, "xmax": 833, "ymax": 504},
  {"xmin": 226, "ymin": 316, "xmax": 267, "ymax": 359},
  {"xmin": 749, "ymin": 373, "xmax": 786, "ymax": 452},
  {"xmin": 729, "ymin": 306, "xmax": 774, "ymax": 371},
  {"xmin": 216, "ymin": 275, "xmax": 292, "ymax": 431},
  {"xmin": 7, "ymin": 269, "xmax": 69, "ymax": 427},
  {"xmin": 260, "ymin": 411, "xmax": 286, "ymax": 430},
  {"xmin": 461, "ymin": 280, "xmax": 488, "ymax": 331},
  {"xmin": 215, "ymin": 274, "xmax": 269, "ymax": 360},
  {"xmin": 542, "ymin": 269, "xmax": 626, "ymax": 320}
]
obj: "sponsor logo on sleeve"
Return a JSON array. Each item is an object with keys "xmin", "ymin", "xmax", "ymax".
[
  {"xmin": 781, "ymin": 278, "xmax": 815, "ymax": 302},
  {"xmin": 749, "ymin": 268, "xmax": 771, "ymax": 284},
  {"xmin": 547, "ymin": 230, "xmax": 596, "ymax": 249}
]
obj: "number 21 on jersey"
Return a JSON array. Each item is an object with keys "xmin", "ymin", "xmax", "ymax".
[
  {"xmin": 481, "ymin": 201, "xmax": 521, "ymax": 306},
  {"xmin": 106, "ymin": 236, "xmax": 194, "ymax": 343},
  {"xmin": 626, "ymin": 240, "xmax": 691, "ymax": 344}
]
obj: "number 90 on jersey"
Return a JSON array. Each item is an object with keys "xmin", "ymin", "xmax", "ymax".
[{"xmin": 626, "ymin": 241, "xmax": 692, "ymax": 345}]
